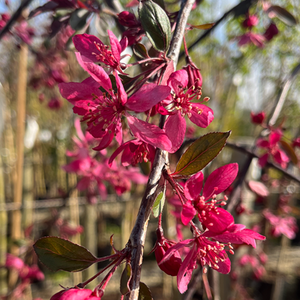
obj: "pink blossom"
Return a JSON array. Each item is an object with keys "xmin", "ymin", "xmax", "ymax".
[
  {"xmin": 48, "ymin": 97, "xmax": 62, "ymax": 110},
  {"xmin": 59, "ymin": 63, "xmax": 171, "ymax": 150},
  {"xmin": 257, "ymin": 129, "xmax": 289, "ymax": 168},
  {"xmin": 264, "ymin": 23, "xmax": 279, "ymax": 41},
  {"xmin": 236, "ymin": 32, "xmax": 266, "ymax": 48},
  {"xmin": 73, "ymin": 32, "xmax": 127, "ymax": 74},
  {"xmin": 160, "ymin": 225, "xmax": 265, "ymax": 293},
  {"xmin": 105, "ymin": 160, "xmax": 148, "ymax": 195},
  {"xmin": 263, "ymin": 209, "xmax": 298, "ymax": 239},
  {"xmin": 248, "ymin": 180, "xmax": 269, "ymax": 197},
  {"xmin": 51, "ymin": 288, "xmax": 102, "ymax": 300},
  {"xmin": 251, "ymin": 111, "xmax": 265, "ymax": 124},
  {"xmin": 13, "ymin": 21, "xmax": 35, "ymax": 44},
  {"xmin": 154, "ymin": 229, "xmax": 182, "ymax": 276},
  {"xmin": 20, "ymin": 265, "xmax": 45, "ymax": 281},
  {"xmin": 181, "ymin": 164, "xmax": 238, "ymax": 233},
  {"xmin": 108, "ymin": 138, "xmax": 156, "ymax": 166},
  {"xmin": 292, "ymin": 137, "xmax": 300, "ymax": 148},
  {"xmin": 118, "ymin": 11, "xmax": 140, "ymax": 28},
  {"xmin": 160, "ymin": 235, "xmax": 231, "ymax": 293},
  {"xmin": 163, "ymin": 69, "xmax": 214, "ymax": 129},
  {"xmin": 5, "ymin": 254, "xmax": 24, "ymax": 271},
  {"xmin": 242, "ymin": 15, "xmax": 259, "ymax": 28},
  {"xmin": 183, "ymin": 56, "xmax": 203, "ymax": 89}
]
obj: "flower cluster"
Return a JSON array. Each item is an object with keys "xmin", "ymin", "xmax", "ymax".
[
  {"xmin": 63, "ymin": 119, "xmax": 148, "ymax": 202},
  {"xmin": 59, "ymin": 31, "xmax": 213, "ymax": 159},
  {"xmin": 4, "ymin": 254, "xmax": 44, "ymax": 299},
  {"xmin": 256, "ymin": 129, "xmax": 289, "ymax": 168},
  {"xmin": 158, "ymin": 164, "xmax": 265, "ymax": 293},
  {"xmin": 236, "ymin": 12, "xmax": 279, "ymax": 48}
]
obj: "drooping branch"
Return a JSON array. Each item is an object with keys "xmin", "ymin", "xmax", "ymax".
[
  {"xmin": 126, "ymin": 0, "xmax": 196, "ymax": 299},
  {"xmin": 227, "ymin": 62, "xmax": 300, "ymax": 213},
  {"xmin": 178, "ymin": 0, "xmax": 258, "ymax": 61}
]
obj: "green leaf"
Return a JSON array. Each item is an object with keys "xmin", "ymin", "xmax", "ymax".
[
  {"xmin": 133, "ymin": 43, "xmax": 150, "ymax": 59},
  {"xmin": 138, "ymin": 282, "xmax": 153, "ymax": 300},
  {"xmin": 69, "ymin": 9, "xmax": 90, "ymax": 31},
  {"xmin": 120, "ymin": 263, "xmax": 132, "ymax": 295},
  {"xmin": 139, "ymin": 0, "xmax": 171, "ymax": 52},
  {"xmin": 280, "ymin": 140, "xmax": 298, "ymax": 165},
  {"xmin": 33, "ymin": 237, "xmax": 97, "ymax": 272},
  {"xmin": 174, "ymin": 132, "xmax": 231, "ymax": 176},
  {"xmin": 152, "ymin": 189, "xmax": 165, "ymax": 218},
  {"xmin": 267, "ymin": 5, "xmax": 297, "ymax": 26}
]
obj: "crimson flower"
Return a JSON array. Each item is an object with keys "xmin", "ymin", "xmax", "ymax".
[
  {"xmin": 51, "ymin": 288, "xmax": 102, "ymax": 300},
  {"xmin": 256, "ymin": 129, "xmax": 289, "ymax": 168},
  {"xmin": 251, "ymin": 111, "xmax": 265, "ymax": 124},
  {"xmin": 236, "ymin": 32, "xmax": 266, "ymax": 48},
  {"xmin": 263, "ymin": 209, "xmax": 298, "ymax": 239},
  {"xmin": 163, "ymin": 69, "xmax": 214, "ymax": 128},
  {"xmin": 154, "ymin": 228, "xmax": 182, "ymax": 276},
  {"xmin": 159, "ymin": 69, "xmax": 213, "ymax": 149},
  {"xmin": 181, "ymin": 163, "xmax": 238, "ymax": 233},
  {"xmin": 108, "ymin": 138, "xmax": 156, "ymax": 166},
  {"xmin": 73, "ymin": 31, "xmax": 127, "ymax": 74},
  {"xmin": 242, "ymin": 15, "xmax": 259, "ymax": 28},
  {"xmin": 160, "ymin": 225, "xmax": 265, "ymax": 293},
  {"xmin": 59, "ymin": 56, "xmax": 171, "ymax": 150},
  {"xmin": 263, "ymin": 23, "xmax": 279, "ymax": 41}
]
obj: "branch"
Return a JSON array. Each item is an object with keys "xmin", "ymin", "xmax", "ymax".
[
  {"xmin": 0, "ymin": 0, "xmax": 33, "ymax": 40},
  {"xmin": 268, "ymin": 62, "xmax": 300, "ymax": 127},
  {"xmin": 226, "ymin": 61, "xmax": 300, "ymax": 212},
  {"xmin": 226, "ymin": 142, "xmax": 300, "ymax": 184},
  {"xmin": 178, "ymin": 0, "xmax": 258, "ymax": 61},
  {"xmin": 126, "ymin": 1, "xmax": 196, "ymax": 299}
]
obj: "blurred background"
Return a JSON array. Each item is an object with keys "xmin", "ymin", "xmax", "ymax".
[{"xmin": 1, "ymin": 0, "xmax": 300, "ymax": 299}]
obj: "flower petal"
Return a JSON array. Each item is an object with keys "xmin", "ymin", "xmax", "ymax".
[
  {"xmin": 164, "ymin": 112, "xmax": 186, "ymax": 153},
  {"xmin": 181, "ymin": 201, "xmax": 196, "ymax": 225},
  {"xmin": 203, "ymin": 163, "xmax": 238, "ymax": 198},
  {"xmin": 59, "ymin": 82, "xmax": 102, "ymax": 105},
  {"xmin": 126, "ymin": 83, "xmax": 171, "ymax": 112},
  {"xmin": 73, "ymin": 33, "xmax": 104, "ymax": 62},
  {"xmin": 184, "ymin": 172, "xmax": 204, "ymax": 200},
  {"xmin": 108, "ymin": 30, "xmax": 121, "ymax": 62},
  {"xmin": 126, "ymin": 114, "xmax": 172, "ymax": 150},
  {"xmin": 75, "ymin": 52, "xmax": 112, "ymax": 93},
  {"xmin": 189, "ymin": 103, "xmax": 214, "ymax": 128}
]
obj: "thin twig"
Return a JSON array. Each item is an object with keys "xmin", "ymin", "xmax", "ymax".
[
  {"xmin": 178, "ymin": 0, "xmax": 258, "ymax": 61},
  {"xmin": 227, "ymin": 61, "xmax": 300, "ymax": 212},
  {"xmin": 226, "ymin": 142, "xmax": 300, "ymax": 184},
  {"xmin": 268, "ymin": 62, "xmax": 300, "ymax": 126}
]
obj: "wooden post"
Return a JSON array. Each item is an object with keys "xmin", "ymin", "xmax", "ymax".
[
  {"xmin": 0, "ymin": 155, "xmax": 8, "ymax": 295},
  {"xmin": 83, "ymin": 203, "xmax": 98, "ymax": 288},
  {"xmin": 11, "ymin": 43, "xmax": 28, "ymax": 251},
  {"xmin": 8, "ymin": 43, "xmax": 28, "ymax": 293}
]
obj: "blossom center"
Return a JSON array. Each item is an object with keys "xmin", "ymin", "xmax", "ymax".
[{"xmin": 93, "ymin": 41, "xmax": 118, "ymax": 68}]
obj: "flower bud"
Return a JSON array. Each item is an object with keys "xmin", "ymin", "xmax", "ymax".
[
  {"xmin": 264, "ymin": 23, "xmax": 279, "ymax": 41},
  {"xmin": 242, "ymin": 15, "xmax": 259, "ymax": 28},
  {"xmin": 251, "ymin": 111, "xmax": 265, "ymax": 124},
  {"xmin": 118, "ymin": 11, "xmax": 140, "ymax": 27},
  {"xmin": 51, "ymin": 288, "xmax": 101, "ymax": 300},
  {"xmin": 183, "ymin": 57, "xmax": 203, "ymax": 89},
  {"xmin": 154, "ymin": 229, "xmax": 181, "ymax": 276},
  {"xmin": 5, "ymin": 254, "xmax": 24, "ymax": 271}
]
